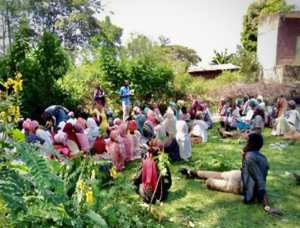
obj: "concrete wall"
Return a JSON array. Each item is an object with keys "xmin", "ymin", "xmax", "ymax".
[
  {"xmin": 257, "ymin": 15, "xmax": 280, "ymax": 81},
  {"xmin": 277, "ymin": 17, "xmax": 300, "ymax": 65}
]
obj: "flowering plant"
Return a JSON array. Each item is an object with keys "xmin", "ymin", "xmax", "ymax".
[{"xmin": 0, "ymin": 72, "xmax": 22, "ymax": 123}]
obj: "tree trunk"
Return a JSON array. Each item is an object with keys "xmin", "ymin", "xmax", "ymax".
[
  {"xmin": 2, "ymin": 14, "xmax": 6, "ymax": 54},
  {"xmin": 5, "ymin": 4, "xmax": 12, "ymax": 51}
]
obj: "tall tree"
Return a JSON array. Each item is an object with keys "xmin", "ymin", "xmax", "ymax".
[
  {"xmin": 0, "ymin": 0, "xmax": 29, "ymax": 54},
  {"xmin": 241, "ymin": 0, "xmax": 294, "ymax": 52}
]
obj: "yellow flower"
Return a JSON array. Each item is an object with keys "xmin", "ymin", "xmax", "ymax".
[
  {"xmin": 79, "ymin": 179, "xmax": 85, "ymax": 192},
  {"xmin": 86, "ymin": 188, "xmax": 94, "ymax": 205},
  {"xmin": 110, "ymin": 166, "xmax": 118, "ymax": 179},
  {"xmin": 91, "ymin": 169, "xmax": 96, "ymax": 180},
  {"xmin": 15, "ymin": 72, "xmax": 22, "ymax": 80},
  {"xmin": 13, "ymin": 80, "xmax": 23, "ymax": 93}
]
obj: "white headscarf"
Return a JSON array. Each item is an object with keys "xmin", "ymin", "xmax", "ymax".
[
  {"xmin": 85, "ymin": 118, "xmax": 99, "ymax": 145},
  {"xmin": 163, "ymin": 107, "xmax": 177, "ymax": 138},
  {"xmin": 176, "ymin": 120, "xmax": 192, "ymax": 161}
]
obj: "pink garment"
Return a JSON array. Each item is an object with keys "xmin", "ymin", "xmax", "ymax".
[
  {"xmin": 113, "ymin": 118, "xmax": 122, "ymax": 126},
  {"xmin": 142, "ymin": 157, "xmax": 158, "ymax": 192},
  {"xmin": 54, "ymin": 145, "xmax": 71, "ymax": 157},
  {"xmin": 118, "ymin": 123, "xmax": 133, "ymax": 162},
  {"xmin": 22, "ymin": 119, "xmax": 32, "ymax": 131},
  {"xmin": 31, "ymin": 120, "xmax": 39, "ymax": 132},
  {"xmin": 76, "ymin": 117, "xmax": 87, "ymax": 129},
  {"xmin": 54, "ymin": 132, "xmax": 68, "ymax": 145},
  {"xmin": 76, "ymin": 133, "xmax": 90, "ymax": 152},
  {"xmin": 147, "ymin": 110, "xmax": 157, "ymax": 127},
  {"xmin": 128, "ymin": 133, "xmax": 138, "ymax": 158},
  {"xmin": 106, "ymin": 131, "xmax": 125, "ymax": 171}
]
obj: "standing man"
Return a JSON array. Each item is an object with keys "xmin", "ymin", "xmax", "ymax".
[{"xmin": 119, "ymin": 80, "xmax": 132, "ymax": 121}]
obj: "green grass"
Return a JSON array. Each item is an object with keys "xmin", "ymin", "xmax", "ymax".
[{"xmin": 123, "ymin": 127, "xmax": 300, "ymax": 227}]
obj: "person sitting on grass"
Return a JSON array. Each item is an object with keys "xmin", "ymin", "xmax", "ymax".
[
  {"xmin": 190, "ymin": 111, "xmax": 209, "ymax": 144},
  {"xmin": 180, "ymin": 133, "xmax": 282, "ymax": 216},
  {"xmin": 133, "ymin": 139, "xmax": 172, "ymax": 204},
  {"xmin": 273, "ymin": 100, "xmax": 300, "ymax": 137}
]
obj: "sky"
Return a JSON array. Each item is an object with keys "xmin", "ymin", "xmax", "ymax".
[{"xmin": 100, "ymin": 0, "xmax": 255, "ymax": 63}]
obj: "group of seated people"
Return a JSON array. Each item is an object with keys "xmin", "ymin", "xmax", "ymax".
[
  {"xmin": 17, "ymin": 98, "xmax": 212, "ymax": 167},
  {"xmin": 16, "ymin": 94, "xmax": 297, "ymax": 210},
  {"xmin": 15, "ymin": 98, "xmax": 215, "ymax": 203},
  {"xmin": 218, "ymin": 95, "xmax": 300, "ymax": 139}
]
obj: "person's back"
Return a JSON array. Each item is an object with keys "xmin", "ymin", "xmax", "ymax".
[
  {"xmin": 191, "ymin": 119, "xmax": 208, "ymax": 143},
  {"xmin": 287, "ymin": 109, "xmax": 300, "ymax": 131}
]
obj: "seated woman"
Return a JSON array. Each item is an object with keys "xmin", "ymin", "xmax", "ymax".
[
  {"xmin": 63, "ymin": 123, "xmax": 81, "ymax": 154},
  {"xmin": 23, "ymin": 119, "xmax": 45, "ymax": 144},
  {"xmin": 118, "ymin": 123, "xmax": 133, "ymax": 162},
  {"xmin": 85, "ymin": 118, "xmax": 99, "ymax": 147},
  {"xmin": 163, "ymin": 107, "xmax": 180, "ymax": 161},
  {"xmin": 250, "ymin": 107, "xmax": 265, "ymax": 134},
  {"xmin": 178, "ymin": 106, "xmax": 191, "ymax": 122},
  {"xmin": 176, "ymin": 119, "xmax": 192, "ymax": 161},
  {"xmin": 200, "ymin": 103, "xmax": 213, "ymax": 129},
  {"xmin": 53, "ymin": 131, "xmax": 72, "ymax": 158},
  {"xmin": 74, "ymin": 124, "xmax": 90, "ymax": 153},
  {"xmin": 128, "ymin": 120, "xmax": 147, "ymax": 159},
  {"xmin": 190, "ymin": 112, "xmax": 209, "ymax": 144},
  {"xmin": 273, "ymin": 100, "xmax": 300, "ymax": 137},
  {"xmin": 106, "ymin": 130, "xmax": 125, "ymax": 171},
  {"xmin": 133, "ymin": 106, "xmax": 146, "ymax": 134},
  {"xmin": 180, "ymin": 133, "xmax": 281, "ymax": 215},
  {"xmin": 133, "ymin": 140, "xmax": 172, "ymax": 204}
]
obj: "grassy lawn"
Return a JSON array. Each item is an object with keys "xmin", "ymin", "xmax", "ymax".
[{"xmin": 124, "ymin": 127, "xmax": 300, "ymax": 228}]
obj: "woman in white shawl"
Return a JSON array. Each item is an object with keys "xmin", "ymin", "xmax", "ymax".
[
  {"xmin": 163, "ymin": 107, "xmax": 177, "ymax": 138},
  {"xmin": 190, "ymin": 111, "xmax": 209, "ymax": 143},
  {"xmin": 85, "ymin": 118, "xmax": 99, "ymax": 147},
  {"xmin": 162, "ymin": 107, "xmax": 181, "ymax": 161},
  {"xmin": 176, "ymin": 120, "xmax": 192, "ymax": 161}
]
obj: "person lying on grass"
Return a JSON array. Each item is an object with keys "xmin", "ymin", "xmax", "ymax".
[{"xmin": 180, "ymin": 133, "xmax": 282, "ymax": 216}]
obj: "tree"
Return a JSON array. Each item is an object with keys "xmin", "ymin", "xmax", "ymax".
[
  {"xmin": 123, "ymin": 34, "xmax": 201, "ymax": 73},
  {"xmin": 162, "ymin": 45, "xmax": 201, "ymax": 72},
  {"xmin": 231, "ymin": 45, "xmax": 260, "ymax": 81},
  {"xmin": 128, "ymin": 55, "xmax": 175, "ymax": 102},
  {"xmin": 21, "ymin": 32, "xmax": 70, "ymax": 118},
  {"xmin": 241, "ymin": 0, "xmax": 294, "ymax": 52},
  {"xmin": 0, "ymin": 0, "xmax": 102, "ymax": 51},
  {"xmin": 123, "ymin": 34, "xmax": 154, "ymax": 59},
  {"xmin": 211, "ymin": 49, "xmax": 234, "ymax": 65},
  {"xmin": 0, "ymin": 0, "xmax": 29, "ymax": 54},
  {"xmin": 92, "ymin": 16, "xmax": 123, "ymax": 50}
]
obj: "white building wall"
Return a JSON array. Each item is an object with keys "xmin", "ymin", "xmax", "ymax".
[{"xmin": 257, "ymin": 15, "xmax": 280, "ymax": 81}]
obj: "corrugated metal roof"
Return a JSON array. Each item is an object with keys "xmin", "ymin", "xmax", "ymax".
[{"xmin": 188, "ymin": 63, "xmax": 240, "ymax": 73}]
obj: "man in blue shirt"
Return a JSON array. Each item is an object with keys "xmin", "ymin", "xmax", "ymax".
[{"xmin": 119, "ymin": 80, "xmax": 132, "ymax": 121}]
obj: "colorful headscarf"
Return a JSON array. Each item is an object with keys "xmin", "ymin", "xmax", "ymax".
[
  {"xmin": 147, "ymin": 110, "xmax": 157, "ymax": 126},
  {"xmin": 128, "ymin": 120, "xmax": 137, "ymax": 133},
  {"xmin": 31, "ymin": 120, "xmax": 39, "ymax": 131},
  {"xmin": 22, "ymin": 119, "xmax": 32, "ymax": 132}
]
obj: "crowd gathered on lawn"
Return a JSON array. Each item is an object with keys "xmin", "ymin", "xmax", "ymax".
[{"xmin": 16, "ymin": 80, "xmax": 300, "ymax": 215}]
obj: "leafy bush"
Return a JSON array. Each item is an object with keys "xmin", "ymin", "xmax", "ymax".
[{"xmin": 231, "ymin": 46, "xmax": 260, "ymax": 82}]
